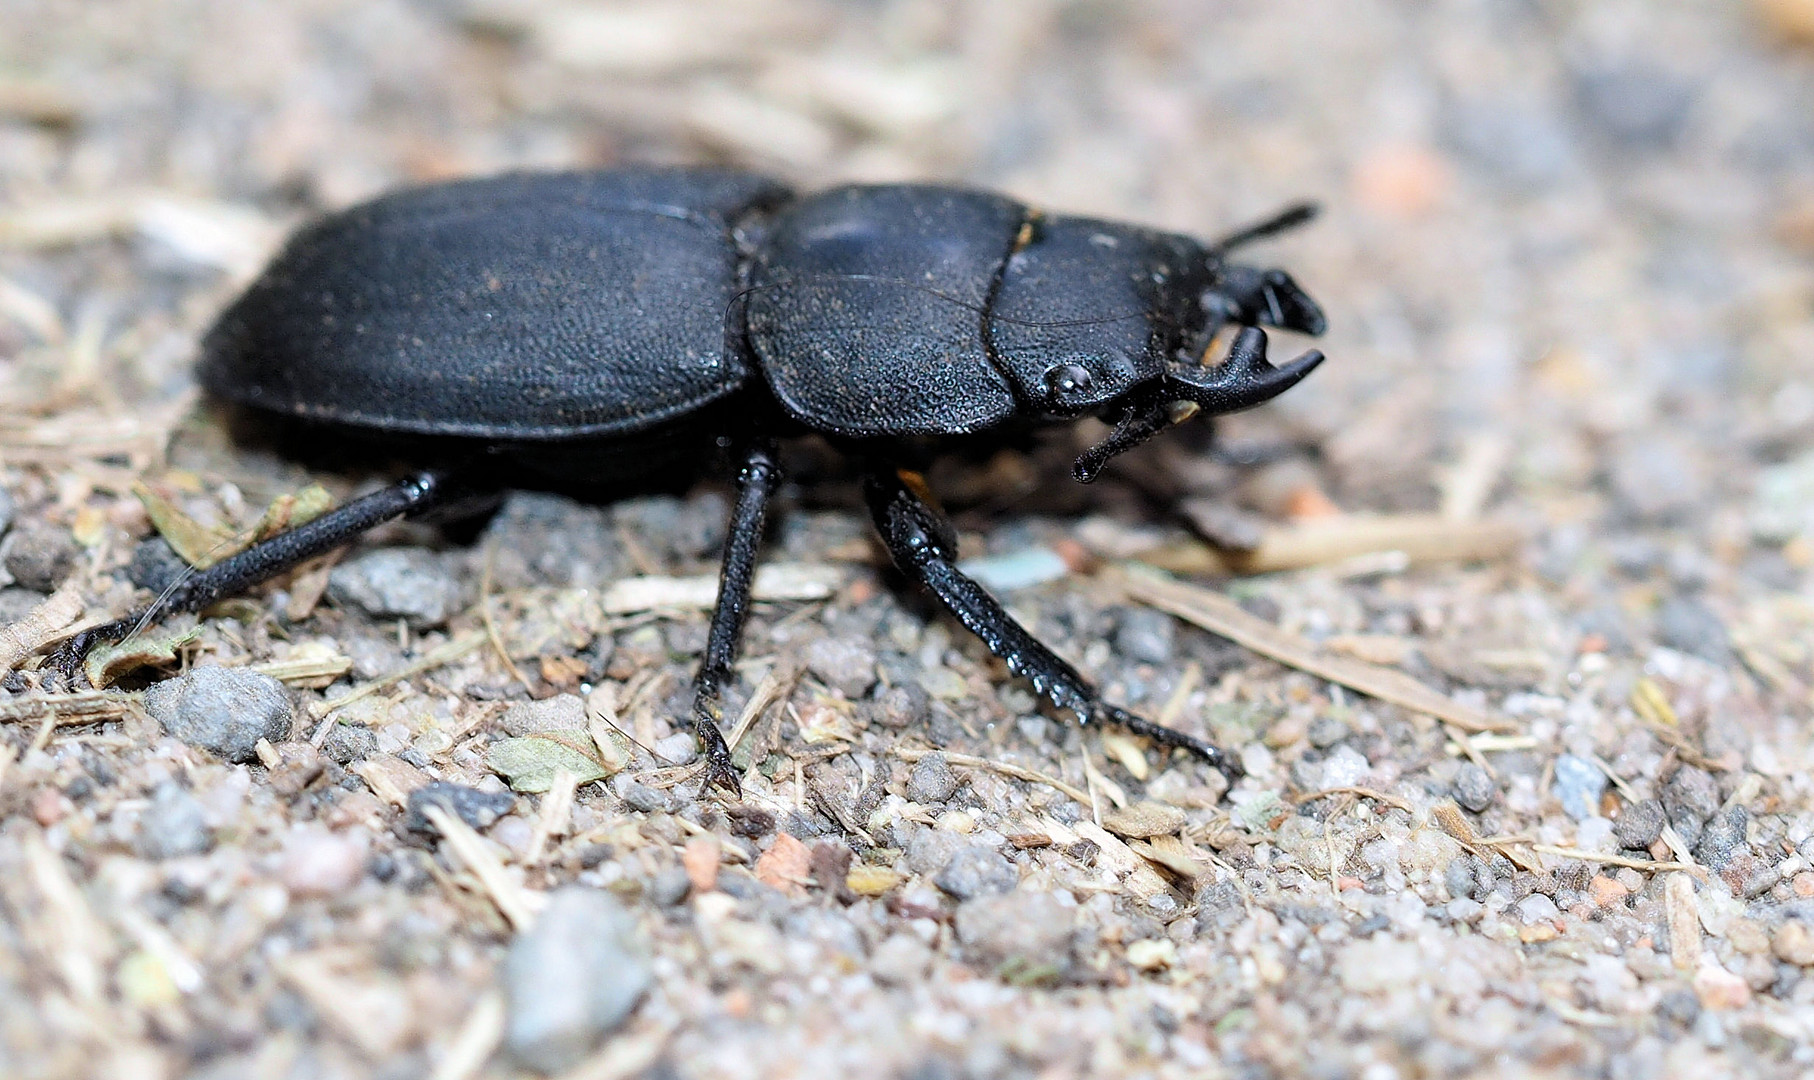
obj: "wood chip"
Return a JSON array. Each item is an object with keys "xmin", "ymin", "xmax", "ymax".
[
  {"xmin": 1667, "ymin": 871, "xmax": 1701, "ymax": 972},
  {"xmin": 601, "ymin": 563, "xmax": 842, "ymax": 614},
  {"xmin": 351, "ymin": 754, "xmax": 432, "ymax": 807},
  {"xmin": 1114, "ymin": 564, "xmax": 1515, "ymax": 734},
  {"xmin": 1102, "ymin": 801, "xmax": 1186, "ymax": 839},
  {"xmin": 0, "ymin": 689, "xmax": 134, "ymax": 726},
  {"xmin": 1128, "ymin": 834, "xmax": 1208, "ymax": 880},
  {"xmin": 1140, "ymin": 513, "xmax": 1522, "ymax": 576},
  {"xmin": 0, "ymin": 582, "xmax": 84, "ymax": 671},
  {"xmin": 422, "ymin": 804, "xmax": 543, "ymax": 931}
]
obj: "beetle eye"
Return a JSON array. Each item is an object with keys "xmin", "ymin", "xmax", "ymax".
[{"xmin": 1042, "ymin": 363, "xmax": 1094, "ymax": 402}]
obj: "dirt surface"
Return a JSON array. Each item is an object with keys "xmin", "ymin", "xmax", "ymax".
[{"xmin": 5, "ymin": 1, "xmax": 1814, "ymax": 1077}]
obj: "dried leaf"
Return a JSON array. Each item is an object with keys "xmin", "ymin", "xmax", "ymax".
[
  {"xmin": 485, "ymin": 736, "xmax": 610, "ymax": 793},
  {"xmin": 133, "ymin": 480, "xmax": 233, "ymax": 567},
  {"xmin": 83, "ymin": 625, "xmax": 198, "ymax": 687}
]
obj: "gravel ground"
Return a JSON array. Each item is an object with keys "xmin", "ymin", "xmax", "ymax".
[{"xmin": 4, "ymin": 1, "xmax": 1814, "ymax": 1077}]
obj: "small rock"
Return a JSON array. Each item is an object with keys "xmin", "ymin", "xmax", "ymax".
[
  {"xmin": 1616, "ymin": 798, "xmax": 1666, "ymax": 848},
  {"xmin": 278, "ymin": 826, "xmax": 370, "ymax": 896},
  {"xmin": 127, "ymin": 537, "xmax": 189, "ymax": 594},
  {"xmin": 501, "ymin": 695, "xmax": 587, "ymax": 736},
  {"xmin": 1113, "ymin": 608, "xmax": 1175, "ymax": 665},
  {"xmin": 1102, "ymin": 801, "xmax": 1186, "ymax": 839},
  {"xmin": 955, "ymin": 892, "xmax": 1080, "ymax": 974},
  {"xmin": 905, "ymin": 829, "xmax": 964, "ymax": 876},
  {"xmin": 144, "ymin": 666, "xmax": 295, "ymax": 763},
  {"xmin": 804, "ymin": 636, "xmax": 877, "ymax": 698},
  {"xmin": 0, "ymin": 587, "xmax": 44, "ymax": 625},
  {"xmin": 504, "ymin": 888, "xmax": 650, "ymax": 1074},
  {"xmin": 869, "ymin": 681, "xmax": 929, "ymax": 730},
  {"xmin": 870, "ymin": 933, "xmax": 933, "ymax": 985},
  {"xmin": 327, "ymin": 548, "xmax": 464, "ymax": 628},
  {"xmin": 933, "ymin": 844, "xmax": 1018, "ymax": 900},
  {"xmin": 612, "ymin": 776, "xmax": 674, "ymax": 814},
  {"xmin": 1693, "ymin": 806, "xmax": 1749, "ymax": 870},
  {"xmin": 1444, "ymin": 856, "xmax": 1476, "ymax": 900},
  {"xmin": 1442, "ymin": 99, "xmax": 1574, "ymax": 187},
  {"xmin": 653, "ymin": 732, "xmax": 696, "ymax": 766},
  {"xmin": 1306, "ymin": 714, "xmax": 1349, "ymax": 749},
  {"xmin": 907, "ymin": 752, "xmax": 960, "ymax": 804},
  {"xmin": 321, "ymin": 722, "xmax": 379, "ymax": 764},
  {"xmin": 1656, "ymin": 597, "xmax": 1733, "ymax": 665},
  {"xmin": 1663, "ymin": 766, "xmax": 1721, "ymax": 837},
  {"xmin": 1317, "ymin": 745, "xmax": 1370, "ymax": 790},
  {"xmin": 135, "ymin": 783, "xmax": 211, "ymax": 859},
  {"xmin": 1574, "ymin": 64, "xmax": 1695, "ymax": 149},
  {"xmin": 1452, "ymin": 762, "xmax": 1496, "ymax": 813},
  {"xmin": 1588, "ymin": 874, "xmax": 1630, "ymax": 908},
  {"xmin": 1607, "ymin": 436, "xmax": 1707, "ymax": 523},
  {"xmin": 2, "ymin": 518, "xmax": 76, "ymax": 591},
  {"xmin": 266, "ymin": 742, "xmax": 323, "ymax": 796},
  {"xmin": 1727, "ymin": 918, "xmax": 1771, "ymax": 956},
  {"xmin": 648, "ymin": 866, "xmax": 691, "ymax": 907},
  {"xmin": 407, "ymin": 782, "xmax": 516, "ymax": 833},
  {"xmin": 1517, "ymin": 893, "xmax": 1561, "ymax": 925},
  {"xmin": 1656, "ymin": 987, "xmax": 1700, "ymax": 1027},
  {"xmin": 0, "ymin": 486, "xmax": 12, "ymax": 537},
  {"xmin": 1772, "ymin": 920, "xmax": 1814, "ymax": 966},
  {"xmin": 1552, "ymin": 754, "xmax": 1606, "ymax": 821},
  {"xmin": 1693, "ymin": 961, "xmax": 1751, "ymax": 1011}
]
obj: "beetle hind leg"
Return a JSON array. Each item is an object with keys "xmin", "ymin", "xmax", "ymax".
[
  {"xmin": 690, "ymin": 441, "xmax": 783, "ymax": 795},
  {"xmin": 864, "ymin": 468, "xmax": 1243, "ymax": 784}
]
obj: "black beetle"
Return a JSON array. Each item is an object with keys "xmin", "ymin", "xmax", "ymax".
[{"xmin": 55, "ymin": 167, "xmax": 1327, "ymax": 791}]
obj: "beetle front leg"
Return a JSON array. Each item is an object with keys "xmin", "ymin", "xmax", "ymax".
[
  {"xmin": 863, "ymin": 468, "xmax": 1242, "ymax": 783},
  {"xmin": 691, "ymin": 440, "xmax": 782, "ymax": 794}
]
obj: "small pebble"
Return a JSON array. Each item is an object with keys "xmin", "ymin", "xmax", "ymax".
[
  {"xmin": 1306, "ymin": 714, "xmax": 1349, "ymax": 749},
  {"xmin": 907, "ymin": 752, "xmax": 959, "ymax": 803},
  {"xmin": 1794, "ymin": 871, "xmax": 1814, "ymax": 898},
  {"xmin": 1573, "ymin": 64, "xmax": 1695, "ymax": 149},
  {"xmin": 869, "ymin": 682, "xmax": 929, "ymax": 730},
  {"xmin": 320, "ymin": 722, "xmax": 379, "ymax": 764},
  {"xmin": 1, "ymin": 517, "xmax": 76, "ymax": 591},
  {"xmin": 1102, "ymin": 801, "xmax": 1186, "ymax": 839},
  {"xmin": 0, "ymin": 486, "xmax": 12, "ymax": 538},
  {"xmin": 1693, "ymin": 961, "xmax": 1751, "ymax": 1011},
  {"xmin": 1552, "ymin": 754, "xmax": 1606, "ymax": 822},
  {"xmin": 1693, "ymin": 806, "xmax": 1749, "ymax": 870},
  {"xmin": 278, "ymin": 825, "xmax": 370, "ymax": 896},
  {"xmin": 804, "ymin": 636, "xmax": 877, "ymax": 697},
  {"xmin": 653, "ymin": 732, "xmax": 696, "ymax": 766},
  {"xmin": 870, "ymin": 933, "xmax": 933, "ymax": 985},
  {"xmin": 1656, "ymin": 987, "xmax": 1700, "ymax": 1027},
  {"xmin": 1443, "ymin": 857, "xmax": 1476, "ymax": 900},
  {"xmin": 1656, "ymin": 596, "xmax": 1733, "ymax": 665},
  {"xmin": 406, "ymin": 781, "xmax": 517, "ymax": 833},
  {"xmin": 1516, "ymin": 893, "xmax": 1560, "ymax": 925},
  {"xmin": 1663, "ymin": 765, "xmax": 1720, "ymax": 843},
  {"xmin": 955, "ymin": 892, "xmax": 1078, "ymax": 972},
  {"xmin": 649, "ymin": 865, "xmax": 692, "ymax": 907},
  {"xmin": 1317, "ymin": 745, "xmax": 1370, "ymax": 791},
  {"xmin": 144, "ymin": 667, "xmax": 296, "ymax": 763},
  {"xmin": 135, "ymin": 783, "xmax": 211, "ymax": 859},
  {"xmin": 1773, "ymin": 920, "xmax": 1814, "ymax": 966},
  {"xmin": 266, "ymin": 742, "xmax": 323, "ymax": 797},
  {"xmin": 613, "ymin": 776, "xmax": 674, "ymax": 814},
  {"xmin": 1588, "ymin": 874, "xmax": 1630, "ymax": 908},
  {"xmin": 127, "ymin": 537, "xmax": 189, "ymax": 594},
  {"xmin": 933, "ymin": 844, "xmax": 1018, "ymax": 900},
  {"xmin": 327, "ymin": 547, "xmax": 464, "ymax": 628},
  {"xmin": 1452, "ymin": 763, "xmax": 1496, "ymax": 813},
  {"xmin": 504, "ymin": 888, "xmax": 650, "ymax": 1074},
  {"xmin": 501, "ymin": 694, "xmax": 587, "ymax": 736},
  {"xmin": 1113, "ymin": 608, "xmax": 1175, "ymax": 665},
  {"xmin": 1616, "ymin": 798, "xmax": 1666, "ymax": 848}
]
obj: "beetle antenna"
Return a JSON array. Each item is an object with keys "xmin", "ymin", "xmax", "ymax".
[{"xmin": 1208, "ymin": 201, "xmax": 1318, "ymax": 255}]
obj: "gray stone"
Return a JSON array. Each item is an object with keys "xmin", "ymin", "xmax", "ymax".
[
  {"xmin": 135, "ymin": 783, "xmax": 211, "ymax": 859},
  {"xmin": 933, "ymin": 844, "xmax": 1018, "ymax": 900},
  {"xmin": 1442, "ymin": 99, "xmax": 1575, "ymax": 187},
  {"xmin": 1694, "ymin": 806, "xmax": 1749, "ymax": 870},
  {"xmin": 612, "ymin": 775, "xmax": 674, "ymax": 814},
  {"xmin": 127, "ymin": 537, "xmax": 189, "ymax": 595},
  {"xmin": 320, "ymin": 722, "xmax": 379, "ymax": 764},
  {"xmin": 501, "ymin": 695, "xmax": 587, "ymax": 736},
  {"xmin": 503, "ymin": 888, "xmax": 649, "ymax": 1074},
  {"xmin": 1306, "ymin": 714, "xmax": 1349, "ymax": 749},
  {"xmin": 904, "ymin": 829, "xmax": 964, "ymax": 876},
  {"xmin": 1663, "ymin": 766, "xmax": 1721, "ymax": 849},
  {"xmin": 1516, "ymin": 892, "xmax": 1560, "ymax": 925},
  {"xmin": 1656, "ymin": 597, "xmax": 1732, "ymax": 665},
  {"xmin": 955, "ymin": 892, "xmax": 1084, "ymax": 976},
  {"xmin": 1113, "ymin": 607, "xmax": 1175, "ymax": 665},
  {"xmin": 1574, "ymin": 64, "xmax": 1695, "ymax": 149},
  {"xmin": 0, "ymin": 485, "xmax": 11, "ymax": 538},
  {"xmin": 1452, "ymin": 762, "xmax": 1496, "ymax": 813},
  {"xmin": 1444, "ymin": 856, "xmax": 1476, "ymax": 900},
  {"xmin": 1657, "ymin": 987, "xmax": 1700, "ymax": 1027},
  {"xmin": 144, "ymin": 667, "xmax": 295, "ymax": 763},
  {"xmin": 407, "ymin": 782, "xmax": 516, "ymax": 834},
  {"xmin": 1608, "ymin": 437, "xmax": 1707, "ymax": 523},
  {"xmin": 327, "ymin": 548, "xmax": 464, "ymax": 628},
  {"xmin": 1616, "ymin": 798, "xmax": 1666, "ymax": 849},
  {"xmin": 1553, "ymin": 754, "xmax": 1606, "ymax": 821},
  {"xmin": 653, "ymin": 732, "xmax": 696, "ymax": 766},
  {"xmin": 870, "ymin": 682, "xmax": 929, "ymax": 730},
  {"xmin": 907, "ymin": 752, "xmax": 960, "ymax": 804},
  {"xmin": 0, "ymin": 587, "xmax": 43, "ymax": 626},
  {"xmin": 2, "ymin": 518, "xmax": 76, "ymax": 592},
  {"xmin": 804, "ymin": 636, "xmax": 877, "ymax": 698},
  {"xmin": 649, "ymin": 866, "xmax": 692, "ymax": 907},
  {"xmin": 483, "ymin": 493, "xmax": 624, "ymax": 589}
]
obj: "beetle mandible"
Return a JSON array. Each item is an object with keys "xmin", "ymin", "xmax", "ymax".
[{"xmin": 54, "ymin": 167, "xmax": 1327, "ymax": 792}]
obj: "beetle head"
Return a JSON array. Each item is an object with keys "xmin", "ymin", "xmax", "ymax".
[{"xmin": 1071, "ymin": 202, "xmax": 1327, "ymax": 483}]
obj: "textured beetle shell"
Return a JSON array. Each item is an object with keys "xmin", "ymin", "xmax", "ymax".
[{"xmin": 201, "ymin": 169, "xmax": 790, "ymax": 439}]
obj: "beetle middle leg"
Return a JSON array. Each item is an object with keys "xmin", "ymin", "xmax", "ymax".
[
  {"xmin": 691, "ymin": 439, "xmax": 782, "ymax": 793},
  {"xmin": 863, "ymin": 468, "xmax": 1242, "ymax": 782}
]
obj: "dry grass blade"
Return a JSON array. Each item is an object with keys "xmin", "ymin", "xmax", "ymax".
[
  {"xmin": 896, "ymin": 746, "xmax": 1091, "ymax": 804},
  {"xmin": 0, "ymin": 582, "xmax": 84, "ymax": 670},
  {"xmin": 1114, "ymin": 564, "xmax": 1515, "ymax": 734},
  {"xmin": 1144, "ymin": 513, "xmax": 1522, "ymax": 576},
  {"xmin": 1292, "ymin": 786, "xmax": 1415, "ymax": 813},
  {"xmin": 0, "ymin": 690, "xmax": 133, "ymax": 726},
  {"xmin": 421, "ymin": 804, "xmax": 543, "ymax": 931},
  {"xmin": 1528, "ymin": 844, "xmax": 1696, "ymax": 874},
  {"xmin": 430, "ymin": 990, "xmax": 505, "ymax": 1080},
  {"xmin": 724, "ymin": 658, "xmax": 802, "ymax": 754}
]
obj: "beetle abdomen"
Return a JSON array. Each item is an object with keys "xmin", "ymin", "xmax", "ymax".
[{"xmin": 201, "ymin": 169, "xmax": 791, "ymax": 440}]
